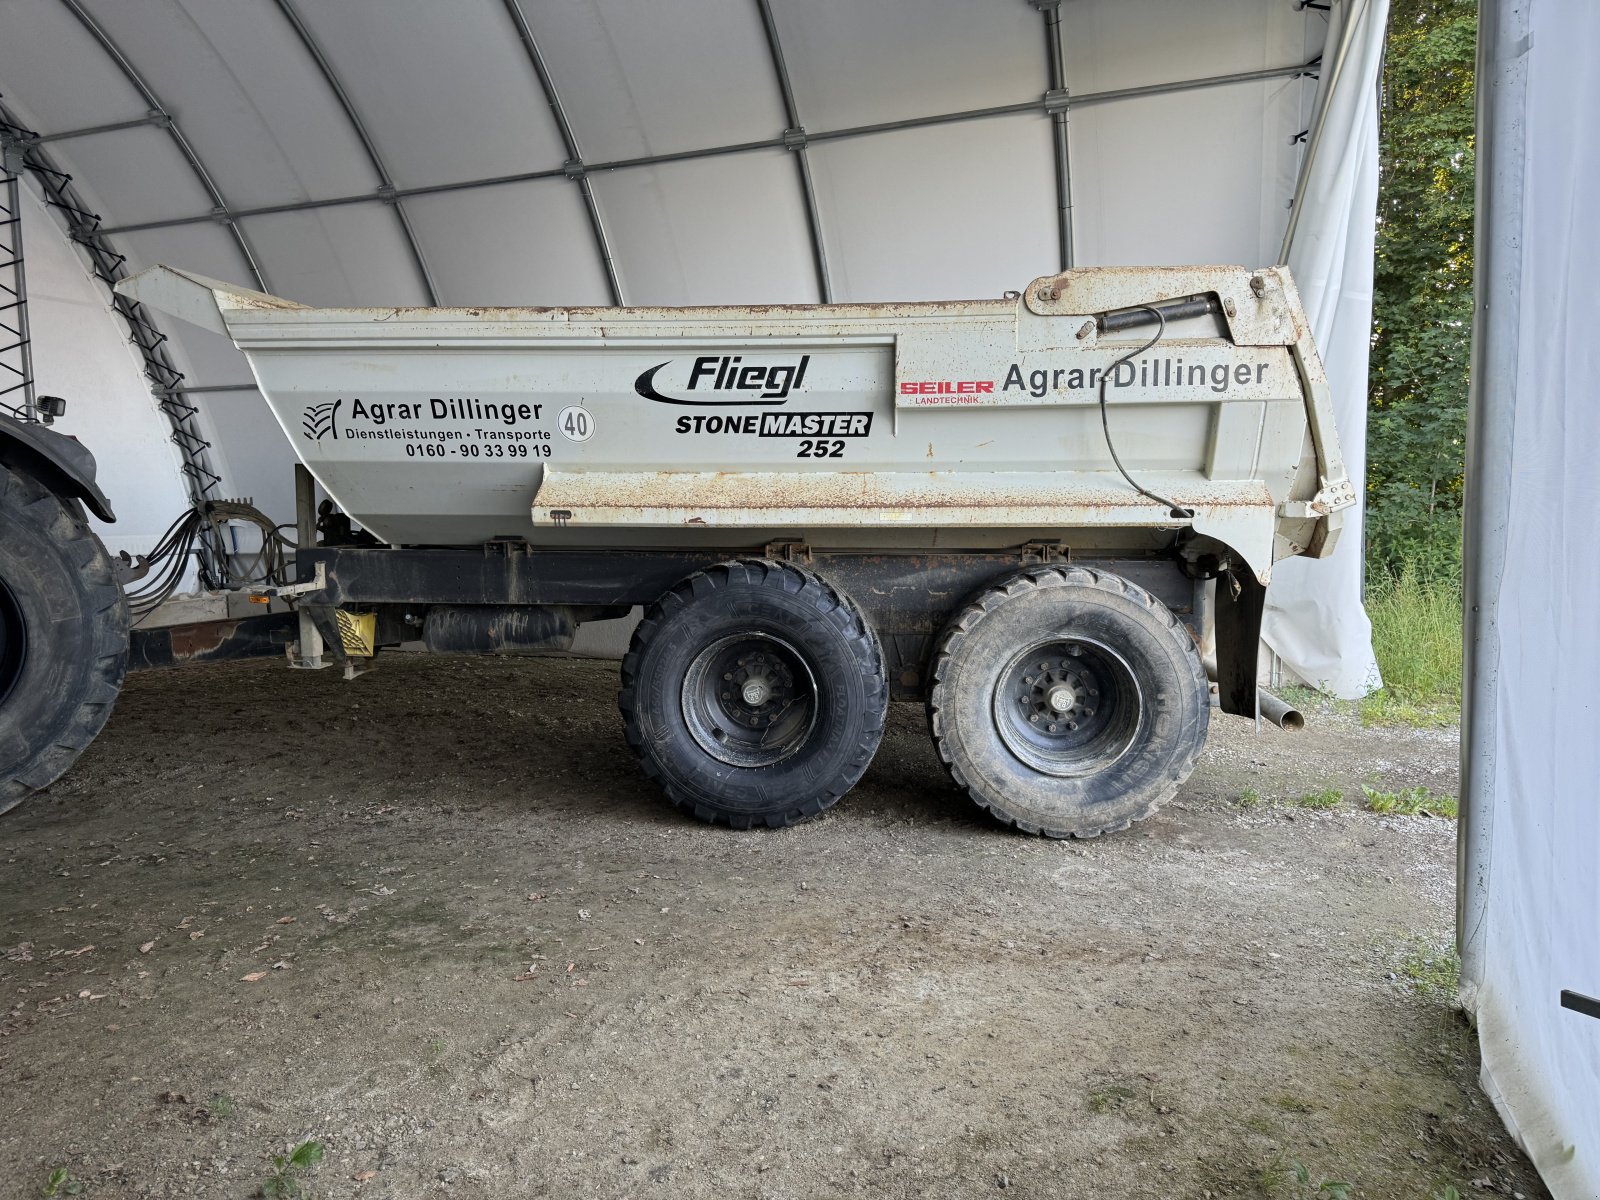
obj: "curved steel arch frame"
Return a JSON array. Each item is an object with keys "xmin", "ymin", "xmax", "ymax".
[
  {"xmin": 500, "ymin": 0, "xmax": 624, "ymax": 306},
  {"xmin": 3, "ymin": 0, "xmax": 1329, "ymax": 534},
  {"xmin": 59, "ymin": 0, "xmax": 270, "ymax": 295},
  {"xmin": 272, "ymin": 0, "xmax": 440, "ymax": 306},
  {"xmin": 0, "ymin": 98, "xmax": 224, "ymax": 512},
  {"xmin": 87, "ymin": 58, "xmax": 1322, "ymax": 242},
  {"xmin": 754, "ymin": 0, "xmax": 832, "ymax": 303}
]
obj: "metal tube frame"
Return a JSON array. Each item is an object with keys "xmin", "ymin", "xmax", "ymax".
[
  {"xmin": 272, "ymin": 0, "xmax": 440, "ymax": 305},
  {"xmin": 0, "ymin": 135, "xmax": 38, "ymax": 421},
  {"xmin": 0, "ymin": 99, "xmax": 226, "ymax": 514},
  {"xmin": 1035, "ymin": 0, "xmax": 1076, "ymax": 271},
  {"xmin": 58, "ymin": 0, "xmax": 271, "ymax": 294},
  {"xmin": 1277, "ymin": 0, "xmax": 1360, "ymax": 264},
  {"xmin": 501, "ymin": 0, "xmax": 624, "ymax": 306},
  {"xmin": 87, "ymin": 59, "xmax": 1319, "ymax": 240},
  {"xmin": 755, "ymin": 0, "xmax": 833, "ymax": 302},
  {"xmin": 1457, "ymin": 0, "xmax": 1527, "ymax": 993}
]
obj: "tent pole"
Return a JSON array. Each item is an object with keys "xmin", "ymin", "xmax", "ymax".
[
  {"xmin": 88, "ymin": 61, "xmax": 1314, "ymax": 240},
  {"xmin": 1457, "ymin": 0, "xmax": 1527, "ymax": 995},
  {"xmin": 1278, "ymin": 0, "xmax": 1367, "ymax": 264},
  {"xmin": 1035, "ymin": 0, "xmax": 1075, "ymax": 271}
]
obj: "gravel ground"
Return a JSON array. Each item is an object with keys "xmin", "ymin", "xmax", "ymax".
[{"xmin": 0, "ymin": 654, "xmax": 1547, "ymax": 1200}]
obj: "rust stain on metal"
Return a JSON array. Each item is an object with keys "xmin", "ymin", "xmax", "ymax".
[
  {"xmin": 537, "ymin": 470, "xmax": 1272, "ymax": 518},
  {"xmin": 166, "ymin": 619, "xmax": 242, "ymax": 660}
]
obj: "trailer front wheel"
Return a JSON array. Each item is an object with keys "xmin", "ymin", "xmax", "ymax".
[
  {"xmin": 619, "ymin": 559, "xmax": 887, "ymax": 828},
  {"xmin": 929, "ymin": 565, "xmax": 1207, "ymax": 838},
  {"xmin": 0, "ymin": 464, "xmax": 129, "ymax": 816}
]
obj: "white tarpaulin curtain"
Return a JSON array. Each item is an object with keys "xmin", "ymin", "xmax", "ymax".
[
  {"xmin": 1264, "ymin": 0, "xmax": 1386, "ymax": 699},
  {"xmin": 1460, "ymin": 2, "xmax": 1600, "ymax": 1196}
]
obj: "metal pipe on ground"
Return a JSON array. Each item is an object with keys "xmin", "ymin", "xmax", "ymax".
[
  {"xmin": 1257, "ymin": 688, "xmax": 1305, "ymax": 731},
  {"xmin": 1201, "ymin": 651, "xmax": 1306, "ymax": 730}
]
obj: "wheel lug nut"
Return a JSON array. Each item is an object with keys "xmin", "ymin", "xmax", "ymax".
[
  {"xmin": 1029, "ymin": 714, "xmax": 1039, "ymax": 723},
  {"xmin": 1047, "ymin": 723, "xmax": 1057, "ymax": 732},
  {"xmin": 1067, "ymin": 721, "xmax": 1078, "ymax": 731}
]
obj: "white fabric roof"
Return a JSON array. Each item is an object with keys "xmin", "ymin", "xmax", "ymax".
[{"xmin": 4, "ymin": 0, "xmax": 1377, "ymax": 692}]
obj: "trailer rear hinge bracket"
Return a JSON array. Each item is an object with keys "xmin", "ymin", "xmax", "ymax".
[
  {"xmin": 1279, "ymin": 479, "xmax": 1356, "ymax": 520},
  {"xmin": 765, "ymin": 539, "xmax": 813, "ymax": 564},
  {"xmin": 1020, "ymin": 540, "xmax": 1068, "ymax": 564}
]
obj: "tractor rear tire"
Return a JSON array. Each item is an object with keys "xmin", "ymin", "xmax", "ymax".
[
  {"xmin": 619, "ymin": 559, "xmax": 887, "ymax": 828},
  {"xmin": 928, "ymin": 564, "xmax": 1207, "ymax": 838},
  {"xmin": 0, "ymin": 464, "xmax": 129, "ymax": 816}
]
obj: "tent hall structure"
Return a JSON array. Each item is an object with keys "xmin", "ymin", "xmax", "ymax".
[{"xmin": 9, "ymin": 2, "xmax": 1596, "ymax": 1194}]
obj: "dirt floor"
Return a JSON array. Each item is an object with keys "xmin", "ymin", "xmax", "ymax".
[{"xmin": 0, "ymin": 654, "xmax": 1548, "ymax": 1200}]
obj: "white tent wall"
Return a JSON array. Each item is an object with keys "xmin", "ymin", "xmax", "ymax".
[
  {"xmin": 3, "ymin": 0, "xmax": 1377, "ymax": 690},
  {"xmin": 16, "ymin": 183, "xmax": 188, "ymax": 561},
  {"xmin": 1263, "ymin": 0, "xmax": 1385, "ymax": 698},
  {"xmin": 1460, "ymin": 1, "xmax": 1600, "ymax": 1196}
]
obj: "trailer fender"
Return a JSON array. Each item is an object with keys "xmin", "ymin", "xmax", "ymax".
[{"xmin": 0, "ymin": 415, "xmax": 116, "ymax": 523}]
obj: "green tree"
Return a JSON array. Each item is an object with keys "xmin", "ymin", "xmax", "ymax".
[{"xmin": 1367, "ymin": 0, "xmax": 1477, "ymax": 579}]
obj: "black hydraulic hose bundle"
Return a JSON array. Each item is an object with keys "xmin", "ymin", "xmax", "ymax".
[{"xmin": 122, "ymin": 500, "xmax": 295, "ymax": 623}]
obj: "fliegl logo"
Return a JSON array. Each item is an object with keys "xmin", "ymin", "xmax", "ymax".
[
  {"xmin": 634, "ymin": 355, "xmax": 810, "ymax": 406},
  {"xmin": 301, "ymin": 399, "xmax": 342, "ymax": 442}
]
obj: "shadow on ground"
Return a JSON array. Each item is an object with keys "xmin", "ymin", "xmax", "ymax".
[{"xmin": 0, "ymin": 656, "xmax": 1544, "ymax": 1199}]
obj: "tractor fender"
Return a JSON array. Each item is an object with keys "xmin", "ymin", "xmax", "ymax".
[{"xmin": 0, "ymin": 414, "xmax": 116, "ymax": 522}]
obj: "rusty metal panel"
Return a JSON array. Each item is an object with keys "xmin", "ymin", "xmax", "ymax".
[{"xmin": 128, "ymin": 612, "xmax": 297, "ymax": 671}]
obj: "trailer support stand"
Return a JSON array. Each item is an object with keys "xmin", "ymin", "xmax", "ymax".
[{"xmin": 288, "ymin": 463, "xmax": 327, "ymax": 670}]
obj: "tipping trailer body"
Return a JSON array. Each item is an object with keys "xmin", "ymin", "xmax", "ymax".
[
  {"xmin": 92, "ymin": 263, "xmax": 1356, "ymax": 839},
  {"xmin": 120, "ymin": 265, "xmax": 1352, "ymax": 587}
]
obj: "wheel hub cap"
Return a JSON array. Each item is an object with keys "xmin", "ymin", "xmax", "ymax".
[
  {"xmin": 681, "ymin": 633, "xmax": 818, "ymax": 768},
  {"xmin": 992, "ymin": 636, "xmax": 1143, "ymax": 777}
]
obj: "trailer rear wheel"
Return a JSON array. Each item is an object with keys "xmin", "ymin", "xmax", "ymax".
[
  {"xmin": 928, "ymin": 565, "xmax": 1207, "ymax": 838},
  {"xmin": 0, "ymin": 464, "xmax": 129, "ymax": 816},
  {"xmin": 619, "ymin": 559, "xmax": 887, "ymax": 828}
]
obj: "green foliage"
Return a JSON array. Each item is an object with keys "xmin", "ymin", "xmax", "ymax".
[
  {"xmin": 1362, "ymin": 784, "xmax": 1458, "ymax": 818},
  {"xmin": 1291, "ymin": 787, "xmax": 1344, "ymax": 810},
  {"xmin": 1395, "ymin": 938, "xmax": 1462, "ymax": 1000},
  {"xmin": 41, "ymin": 1168, "xmax": 84, "ymax": 1197},
  {"xmin": 1367, "ymin": 0, "xmax": 1477, "ymax": 578},
  {"xmin": 1085, "ymin": 1082, "xmax": 1139, "ymax": 1113},
  {"xmin": 1256, "ymin": 1156, "xmax": 1353, "ymax": 1199},
  {"xmin": 261, "ymin": 1140, "xmax": 325, "ymax": 1200},
  {"xmin": 1362, "ymin": 568, "xmax": 1462, "ymax": 723}
]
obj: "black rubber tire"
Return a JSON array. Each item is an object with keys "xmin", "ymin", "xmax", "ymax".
[
  {"xmin": 619, "ymin": 559, "xmax": 887, "ymax": 828},
  {"xmin": 928, "ymin": 564, "xmax": 1207, "ymax": 838},
  {"xmin": 0, "ymin": 464, "xmax": 129, "ymax": 816}
]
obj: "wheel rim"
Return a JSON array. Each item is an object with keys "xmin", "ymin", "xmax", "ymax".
[
  {"xmin": 681, "ymin": 632, "xmax": 819, "ymax": 768},
  {"xmin": 0, "ymin": 575, "xmax": 26, "ymax": 707},
  {"xmin": 991, "ymin": 635, "xmax": 1143, "ymax": 778}
]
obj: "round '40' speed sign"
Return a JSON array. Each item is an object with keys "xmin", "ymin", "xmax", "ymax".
[{"xmin": 558, "ymin": 406, "xmax": 594, "ymax": 442}]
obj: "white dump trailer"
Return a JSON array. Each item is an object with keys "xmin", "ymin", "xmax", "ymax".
[{"xmin": 0, "ymin": 264, "xmax": 1352, "ymax": 836}]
